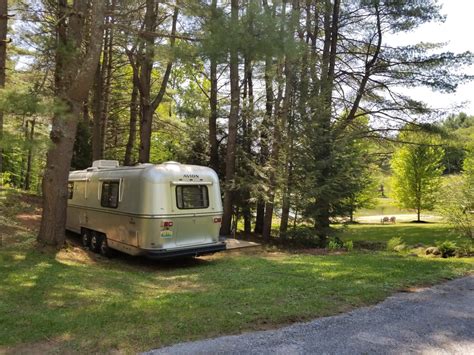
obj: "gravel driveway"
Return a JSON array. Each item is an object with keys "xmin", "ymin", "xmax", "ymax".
[{"xmin": 145, "ymin": 276, "xmax": 474, "ymax": 354}]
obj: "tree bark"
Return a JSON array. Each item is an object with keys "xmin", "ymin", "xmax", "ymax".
[
  {"xmin": 38, "ymin": 0, "xmax": 105, "ymax": 248},
  {"xmin": 280, "ymin": 152, "xmax": 294, "ymax": 235},
  {"xmin": 208, "ymin": 0, "xmax": 219, "ymax": 173},
  {"xmin": 220, "ymin": 0, "xmax": 240, "ymax": 236},
  {"xmin": 24, "ymin": 119, "xmax": 35, "ymax": 190},
  {"xmin": 313, "ymin": 0, "xmax": 340, "ymax": 246},
  {"xmin": 92, "ymin": 63, "xmax": 103, "ymax": 161},
  {"xmin": 138, "ymin": 4, "xmax": 178, "ymax": 163},
  {"xmin": 242, "ymin": 55, "xmax": 253, "ymax": 235},
  {"xmin": 0, "ymin": 0, "xmax": 8, "ymax": 176},
  {"xmin": 262, "ymin": 62, "xmax": 285, "ymax": 240},
  {"xmin": 262, "ymin": 1, "xmax": 295, "ymax": 240},
  {"xmin": 100, "ymin": 0, "xmax": 115, "ymax": 156},
  {"xmin": 124, "ymin": 79, "xmax": 139, "ymax": 166},
  {"xmin": 254, "ymin": 22, "xmax": 275, "ymax": 235}
]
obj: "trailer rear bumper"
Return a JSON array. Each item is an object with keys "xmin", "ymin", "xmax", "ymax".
[{"xmin": 143, "ymin": 242, "xmax": 227, "ymax": 259}]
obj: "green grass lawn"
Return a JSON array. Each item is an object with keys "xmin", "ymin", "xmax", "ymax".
[
  {"xmin": 341, "ymin": 223, "xmax": 461, "ymax": 246},
  {"xmin": 0, "ymin": 189, "xmax": 473, "ymax": 353},
  {"xmin": 355, "ymin": 197, "xmax": 412, "ymax": 217},
  {"xmin": 1, "ymin": 242, "xmax": 472, "ymax": 353}
]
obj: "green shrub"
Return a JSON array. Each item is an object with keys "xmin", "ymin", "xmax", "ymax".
[
  {"xmin": 437, "ymin": 176, "xmax": 474, "ymax": 240},
  {"xmin": 0, "ymin": 172, "xmax": 12, "ymax": 188},
  {"xmin": 436, "ymin": 240, "xmax": 458, "ymax": 258},
  {"xmin": 282, "ymin": 228, "xmax": 321, "ymax": 248},
  {"xmin": 387, "ymin": 236, "xmax": 406, "ymax": 251},
  {"xmin": 343, "ymin": 240, "xmax": 353, "ymax": 251},
  {"xmin": 455, "ymin": 240, "xmax": 474, "ymax": 257},
  {"xmin": 327, "ymin": 237, "xmax": 344, "ymax": 250}
]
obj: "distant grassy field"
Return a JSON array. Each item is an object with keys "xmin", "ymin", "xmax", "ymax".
[
  {"xmin": 356, "ymin": 197, "xmax": 414, "ymax": 217},
  {"xmin": 1, "ymin": 189, "xmax": 473, "ymax": 353},
  {"xmin": 341, "ymin": 223, "xmax": 459, "ymax": 247}
]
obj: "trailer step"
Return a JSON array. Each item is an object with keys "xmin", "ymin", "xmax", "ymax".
[{"xmin": 224, "ymin": 238, "xmax": 261, "ymax": 250}]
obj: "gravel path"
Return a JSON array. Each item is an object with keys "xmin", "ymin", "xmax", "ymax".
[{"xmin": 145, "ymin": 276, "xmax": 474, "ymax": 355}]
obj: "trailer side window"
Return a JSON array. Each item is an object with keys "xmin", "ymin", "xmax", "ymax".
[
  {"xmin": 176, "ymin": 185, "xmax": 209, "ymax": 209},
  {"xmin": 68, "ymin": 182, "xmax": 74, "ymax": 199},
  {"xmin": 101, "ymin": 181, "xmax": 120, "ymax": 208}
]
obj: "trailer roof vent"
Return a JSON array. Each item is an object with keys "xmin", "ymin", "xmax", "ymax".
[
  {"xmin": 163, "ymin": 161, "xmax": 180, "ymax": 165},
  {"xmin": 92, "ymin": 160, "xmax": 120, "ymax": 169}
]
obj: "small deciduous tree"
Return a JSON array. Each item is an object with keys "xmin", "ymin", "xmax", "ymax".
[
  {"xmin": 391, "ymin": 131, "xmax": 444, "ymax": 222},
  {"xmin": 438, "ymin": 140, "xmax": 473, "ymax": 239}
]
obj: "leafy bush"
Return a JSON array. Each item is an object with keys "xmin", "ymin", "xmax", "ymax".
[
  {"xmin": 328, "ymin": 240, "xmax": 340, "ymax": 250},
  {"xmin": 282, "ymin": 228, "xmax": 321, "ymax": 248},
  {"xmin": 455, "ymin": 240, "xmax": 474, "ymax": 257},
  {"xmin": 0, "ymin": 172, "xmax": 12, "ymax": 188},
  {"xmin": 387, "ymin": 237, "xmax": 406, "ymax": 251},
  {"xmin": 343, "ymin": 240, "xmax": 354, "ymax": 251},
  {"xmin": 436, "ymin": 240, "xmax": 457, "ymax": 258},
  {"xmin": 437, "ymin": 176, "xmax": 474, "ymax": 240},
  {"xmin": 327, "ymin": 237, "xmax": 344, "ymax": 251}
]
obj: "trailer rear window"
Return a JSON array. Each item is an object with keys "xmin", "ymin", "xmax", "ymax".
[
  {"xmin": 101, "ymin": 181, "xmax": 120, "ymax": 208},
  {"xmin": 176, "ymin": 185, "xmax": 209, "ymax": 209}
]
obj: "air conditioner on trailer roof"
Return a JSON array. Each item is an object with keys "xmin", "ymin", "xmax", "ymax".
[{"xmin": 92, "ymin": 160, "xmax": 120, "ymax": 169}]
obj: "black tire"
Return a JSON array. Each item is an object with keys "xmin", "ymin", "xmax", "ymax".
[
  {"xmin": 81, "ymin": 229, "xmax": 91, "ymax": 248},
  {"xmin": 89, "ymin": 231, "xmax": 102, "ymax": 253},
  {"xmin": 99, "ymin": 235, "xmax": 114, "ymax": 257}
]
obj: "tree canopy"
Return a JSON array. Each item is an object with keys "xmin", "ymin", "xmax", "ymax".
[{"xmin": 0, "ymin": 0, "xmax": 472, "ymax": 247}]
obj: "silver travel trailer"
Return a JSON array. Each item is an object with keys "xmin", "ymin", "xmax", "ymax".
[{"xmin": 66, "ymin": 160, "xmax": 226, "ymax": 258}]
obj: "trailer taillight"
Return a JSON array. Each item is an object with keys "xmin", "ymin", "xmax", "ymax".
[
  {"xmin": 162, "ymin": 221, "xmax": 173, "ymax": 227},
  {"xmin": 213, "ymin": 217, "xmax": 222, "ymax": 223}
]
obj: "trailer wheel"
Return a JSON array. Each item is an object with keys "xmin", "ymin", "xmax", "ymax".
[
  {"xmin": 99, "ymin": 235, "xmax": 114, "ymax": 257},
  {"xmin": 81, "ymin": 229, "xmax": 91, "ymax": 248},
  {"xmin": 89, "ymin": 231, "xmax": 102, "ymax": 253}
]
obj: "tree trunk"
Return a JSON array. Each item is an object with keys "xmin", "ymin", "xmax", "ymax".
[
  {"xmin": 254, "ymin": 55, "xmax": 274, "ymax": 234},
  {"xmin": 24, "ymin": 119, "xmax": 35, "ymax": 190},
  {"xmin": 279, "ymin": 160, "xmax": 293, "ymax": 235},
  {"xmin": 138, "ymin": 5, "xmax": 178, "ymax": 163},
  {"xmin": 139, "ymin": 102, "xmax": 153, "ymax": 162},
  {"xmin": 124, "ymin": 80, "xmax": 139, "ymax": 166},
  {"xmin": 38, "ymin": 0, "xmax": 105, "ymax": 248},
  {"xmin": 280, "ymin": 84, "xmax": 296, "ymax": 236},
  {"xmin": 208, "ymin": 0, "xmax": 219, "ymax": 173},
  {"xmin": 262, "ymin": 65, "xmax": 284, "ymax": 240},
  {"xmin": 241, "ymin": 53, "xmax": 254, "ymax": 235},
  {"xmin": 293, "ymin": 208, "xmax": 298, "ymax": 230},
  {"xmin": 313, "ymin": 0, "xmax": 340, "ymax": 246},
  {"xmin": 262, "ymin": 0, "xmax": 297, "ymax": 240},
  {"xmin": 209, "ymin": 57, "xmax": 219, "ymax": 172},
  {"xmin": 0, "ymin": 0, "xmax": 8, "ymax": 176},
  {"xmin": 92, "ymin": 64, "xmax": 103, "ymax": 161},
  {"xmin": 100, "ymin": 0, "xmax": 115, "ymax": 156},
  {"xmin": 220, "ymin": 0, "xmax": 240, "ymax": 236}
]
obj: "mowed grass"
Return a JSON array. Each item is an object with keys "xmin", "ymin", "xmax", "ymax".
[
  {"xmin": 340, "ymin": 222, "xmax": 466, "ymax": 247},
  {"xmin": 1, "ymin": 244, "xmax": 473, "ymax": 353},
  {"xmin": 0, "ymin": 189, "xmax": 473, "ymax": 353},
  {"xmin": 355, "ymin": 197, "xmax": 411, "ymax": 217}
]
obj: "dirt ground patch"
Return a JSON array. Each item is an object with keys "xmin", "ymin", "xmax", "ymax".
[{"xmin": 15, "ymin": 213, "xmax": 41, "ymax": 231}]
